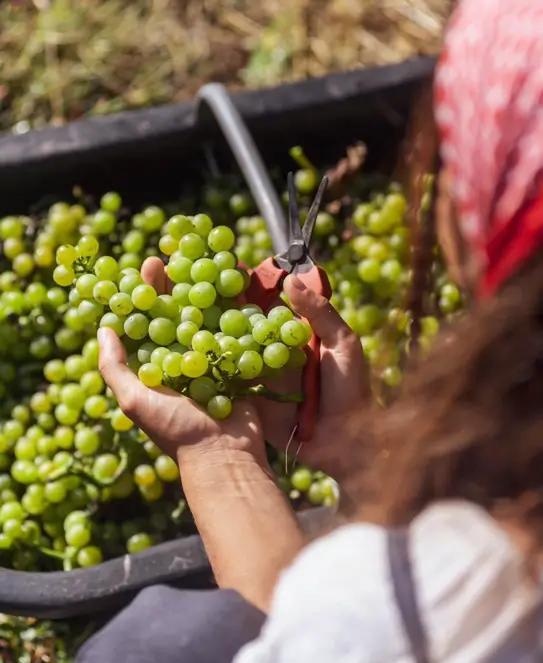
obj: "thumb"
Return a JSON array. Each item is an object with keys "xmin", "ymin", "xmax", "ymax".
[
  {"xmin": 284, "ymin": 274, "xmax": 356, "ymax": 349},
  {"xmin": 98, "ymin": 328, "xmax": 140, "ymax": 415}
]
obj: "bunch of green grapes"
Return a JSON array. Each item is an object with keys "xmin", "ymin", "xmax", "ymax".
[{"xmin": 54, "ymin": 213, "xmax": 312, "ymax": 420}]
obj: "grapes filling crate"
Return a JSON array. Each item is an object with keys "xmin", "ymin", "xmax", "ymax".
[{"xmin": 0, "ymin": 56, "xmax": 436, "ymax": 619}]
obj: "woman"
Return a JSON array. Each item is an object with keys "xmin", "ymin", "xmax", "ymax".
[{"xmin": 79, "ymin": 0, "xmax": 543, "ymax": 660}]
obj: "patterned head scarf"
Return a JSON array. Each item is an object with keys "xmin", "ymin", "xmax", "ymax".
[{"xmin": 435, "ymin": 0, "xmax": 543, "ymax": 297}]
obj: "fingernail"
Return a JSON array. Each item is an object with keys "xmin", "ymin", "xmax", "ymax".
[{"xmin": 290, "ymin": 276, "xmax": 306, "ymax": 292}]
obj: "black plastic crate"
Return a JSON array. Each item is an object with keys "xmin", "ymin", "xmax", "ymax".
[{"xmin": 0, "ymin": 56, "xmax": 435, "ymax": 618}]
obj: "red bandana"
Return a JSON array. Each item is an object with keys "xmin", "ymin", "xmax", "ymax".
[{"xmin": 435, "ymin": 0, "xmax": 543, "ymax": 298}]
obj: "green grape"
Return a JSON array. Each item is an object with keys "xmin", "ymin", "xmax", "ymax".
[
  {"xmin": 191, "ymin": 258, "xmax": 218, "ymax": 284},
  {"xmin": 93, "ymin": 280, "xmax": 118, "ymax": 304},
  {"xmin": 4, "ymin": 420, "xmax": 24, "ymax": 441},
  {"xmin": 134, "ymin": 465, "xmax": 156, "ymax": 487},
  {"xmin": 12, "ymin": 404, "xmax": 30, "ymax": 425},
  {"xmin": 208, "ymin": 226, "xmax": 235, "ymax": 252},
  {"xmin": 217, "ymin": 335, "xmax": 241, "ymax": 359},
  {"xmin": 252, "ymin": 319, "xmax": 278, "ymax": 346},
  {"xmin": 13, "ymin": 253, "xmax": 34, "ymax": 277},
  {"xmin": 148, "ymin": 317, "xmax": 176, "ymax": 345},
  {"xmin": 80, "ymin": 371, "xmax": 105, "ymax": 395},
  {"xmin": 168, "ymin": 215, "xmax": 193, "ymax": 239},
  {"xmin": 181, "ymin": 306, "xmax": 204, "ymax": 328},
  {"xmin": 142, "ymin": 206, "xmax": 165, "ymax": 233},
  {"xmin": 150, "ymin": 295, "xmax": 178, "ymax": 320},
  {"xmin": 192, "ymin": 214, "xmax": 213, "ymax": 238},
  {"xmin": 45, "ymin": 481, "xmax": 67, "ymax": 504},
  {"xmin": 75, "ymin": 428, "xmax": 100, "ymax": 455},
  {"xmin": 100, "ymin": 312, "xmax": 125, "ymax": 337},
  {"xmin": 93, "ymin": 210, "xmax": 116, "ymax": 235},
  {"xmin": 110, "ymin": 292, "xmax": 134, "ymax": 316},
  {"xmin": 14, "ymin": 439, "xmax": 36, "ymax": 461},
  {"xmin": 44, "ymin": 359, "xmax": 66, "ymax": 383},
  {"xmin": 65, "ymin": 523, "xmax": 91, "ymax": 548},
  {"xmin": 179, "ymin": 233, "xmax": 206, "ymax": 260},
  {"xmin": 55, "ymin": 404, "xmax": 80, "ymax": 426},
  {"xmin": 161, "ymin": 350, "xmax": 183, "ymax": 377},
  {"xmin": 92, "ymin": 454, "xmax": 119, "ymax": 482},
  {"xmin": 172, "ymin": 283, "xmax": 191, "ymax": 306},
  {"xmin": 11, "ymin": 460, "xmax": 38, "ymax": 485},
  {"xmin": 202, "ymin": 305, "xmax": 222, "ymax": 330},
  {"xmin": 126, "ymin": 532, "xmax": 152, "ymax": 554},
  {"xmin": 82, "ymin": 339, "xmax": 100, "ymax": 367},
  {"xmin": 181, "ymin": 351, "xmax": 208, "ymax": 378},
  {"xmin": 150, "ymin": 347, "xmax": 169, "ymax": 367},
  {"xmin": 138, "ymin": 363, "xmax": 163, "ymax": 387},
  {"xmin": 111, "ymin": 409, "xmax": 134, "ymax": 432},
  {"xmin": 124, "ymin": 313, "xmax": 149, "ymax": 340},
  {"xmin": 53, "ymin": 265, "xmax": 75, "ymax": 287},
  {"xmin": 76, "ymin": 274, "xmax": 99, "ymax": 298},
  {"xmin": 3, "ymin": 519, "xmax": 22, "ymax": 539},
  {"xmin": 263, "ymin": 342, "xmax": 290, "ymax": 369},
  {"xmin": 213, "ymin": 251, "xmax": 237, "ymax": 271},
  {"xmin": 188, "ymin": 283, "xmax": 216, "ymax": 309},
  {"xmin": 191, "ymin": 330, "xmax": 218, "ymax": 355},
  {"xmin": 219, "ymin": 310, "xmax": 247, "ymax": 338},
  {"xmin": 268, "ymin": 305, "xmax": 294, "ymax": 327},
  {"xmin": 290, "ymin": 467, "xmax": 313, "ymax": 492},
  {"xmin": 207, "ymin": 395, "xmax": 232, "ymax": 420},
  {"xmin": 238, "ymin": 334, "xmax": 260, "ymax": 352},
  {"xmin": 382, "ymin": 366, "xmax": 402, "ymax": 387},
  {"xmin": 65, "ymin": 355, "xmax": 89, "ymax": 380},
  {"xmin": 154, "ymin": 455, "xmax": 179, "ymax": 482},
  {"xmin": 123, "ymin": 230, "xmax": 145, "ymax": 254},
  {"xmin": 101, "ymin": 191, "xmax": 122, "ymax": 212},
  {"xmin": 64, "ymin": 511, "xmax": 89, "ymax": 531},
  {"xmin": 176, "ymin": 321, "xmax": 199, "ymax": 346},
  {"xmin": 237, "ymin": 350, "xmax": 263, "ymax": 379},
  {"xmin": 279, "ymin": 320, "xmax": 308, "ymax": 347},
  {"xmin": 188, "ymin": 377, "xmax": 217, "ymax": 404},
  {"xmin": 60, "ymin": 384, "xmax": 86, "ymax": 410},
  {"xmin": 216, "ymin": 269, "xmax": 244, "ymax": 298},
  {"xmin": 132, "ymin": 284, "xmax": 158, "ymax": 311},
  {"xmin": 78, "ymin": 546, "xmax": 103, "ymax": 567},
  {"xmin": 167, "ymin": 256, "xmax": 193, "ymax": 283},
  {"xmin": 358, "ymin": 259, "xmax": 381, "ymax": 283},
  {"xmin": 78, "ymin": 299, "xmax": 104, "ymax": 324},
  {"xmin": 54, "ymin": 426, "xmax": 75, "ymax": 449},
  {"xmin": 137, "ymin": 341, "xmax": 157, "ymax": 364},
  {"xmin": 84, "ymin": 395, "xmax": 109, "ymax": 419},
  {"xmin": 119, "ymin": 273, "xmax": 143, "ymax": 295}
]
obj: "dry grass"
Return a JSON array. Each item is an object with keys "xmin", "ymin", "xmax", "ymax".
[{"xmin": 0, "ymin": 0, "xmax": 451, "ymax": 133}]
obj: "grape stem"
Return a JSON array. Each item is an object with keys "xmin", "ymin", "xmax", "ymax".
[
  {"xmin": 242, "ymin": 384, "xmax": 304, "ymax": 403},
  {"xmin": 289, "ymin": 146, "xmax": 318, "ymax": 175}
]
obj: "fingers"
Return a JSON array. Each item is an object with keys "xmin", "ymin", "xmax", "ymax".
[
  {"xmin": 97, "ymin": 328, "xmax": 140, "ymax": 417},
  {"xmin": 284, "ymin": 275, "xmax": 357, "ymax": 349},
  {"xmin": 141, "ymin": 257, "xmax": 172, "ymax": 294}
]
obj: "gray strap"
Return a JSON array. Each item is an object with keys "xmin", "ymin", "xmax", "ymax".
[{"xmin": 387, "ymin": 528, "xmax": 431, "ymax": 663}]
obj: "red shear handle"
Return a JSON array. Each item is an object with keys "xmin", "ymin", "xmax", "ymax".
[
  {"xmin": 244, "ymin": 257, "xmax": 287, "ymax": 313},
  {"xmin": 294, "ymin": 265, "xmax": 332, "ymax": 442}
]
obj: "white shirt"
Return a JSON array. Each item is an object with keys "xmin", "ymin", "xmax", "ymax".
[{"xmin": 235, "ymin": 501, "xmax": 541, "ymax": 663}]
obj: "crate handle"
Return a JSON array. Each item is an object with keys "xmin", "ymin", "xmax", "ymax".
[{"xmin": 196, "ymin": 83, "xmax": 288, "ymax": 254}]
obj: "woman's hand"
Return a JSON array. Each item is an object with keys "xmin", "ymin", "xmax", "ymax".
[
  {"xmin": 256, "ymin": 274, "xmax": 370, "ymax": 481},
  {"xmin": 111, "ymin": 257, "xmax": 370, "ymax": 481},
  {"xmin": 98, "ymin": 327, "xmax": 266, "ymax": 468}
]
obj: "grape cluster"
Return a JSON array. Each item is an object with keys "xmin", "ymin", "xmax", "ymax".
[{"xmin": 54, "ymin": 214, "xmax": 312, "ymax": 419}]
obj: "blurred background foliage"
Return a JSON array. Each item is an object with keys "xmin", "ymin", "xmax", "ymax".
[{"xmin": 0, "ymin": 0, "xmax": 448, "ymax": 133}]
